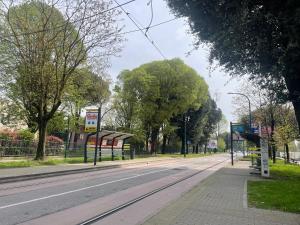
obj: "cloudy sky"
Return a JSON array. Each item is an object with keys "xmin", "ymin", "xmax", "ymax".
[{"xmin": 108, "ymin": 0, "xmax": 243, "ymax": 124}]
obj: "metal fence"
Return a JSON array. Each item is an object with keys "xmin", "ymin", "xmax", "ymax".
[
  {"xmin": 0, "ymin": 139, "xmax": 190, "ymax": 160},
  {"xmin": 0, "ymin": 139, "xmax": 147, "ymax": 160},
  {"xmin": 0, "ymin": 139, "xmax": 65, "ymax": 158}
]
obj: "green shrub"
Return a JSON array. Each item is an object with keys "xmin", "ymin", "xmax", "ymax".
[{"xmin": 18, "ymin": 129, "xmax": 34, "ymax": 141}]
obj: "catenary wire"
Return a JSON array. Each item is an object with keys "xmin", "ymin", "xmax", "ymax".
[
  {"xmin": 0, "ymin": 0, "xmax": 136, "ymax": 40},
  {"xmin": 145, "ymin": 0, "xmax": 154, "ymax": 35},
  {"xmin": 113, "ymin": 0, "xmax": 167, "ymax": 59}
]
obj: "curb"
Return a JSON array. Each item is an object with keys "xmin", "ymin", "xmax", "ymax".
[
  {"xmin": 0, "ymin": 165, "xmax": 121, "ymax": 184},
  {"xmin": 0, "ymin": 158, "xmax": 178, "ymax": 184}
]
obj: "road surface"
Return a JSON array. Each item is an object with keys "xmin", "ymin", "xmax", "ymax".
[{"xmin": 0, "ymin": 154, "xmax": 229, "ymax": 225}]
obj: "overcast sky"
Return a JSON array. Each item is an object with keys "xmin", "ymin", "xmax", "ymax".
[{"xmin": 108, "ymin": 0, "xmax": 243, "ymax": 124}]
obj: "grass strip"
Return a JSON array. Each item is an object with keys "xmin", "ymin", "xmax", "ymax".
[
  {"xmin": 0, "ymin": 152, "xmax": 220, "ymax": 169},
  {"xmin": 248, "ymin": 160, "xmax": 300, "ymax": 213}
]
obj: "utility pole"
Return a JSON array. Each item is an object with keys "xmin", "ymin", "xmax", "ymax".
[
  {"xmin": 184, "ymin": 114, "xmax": 187, "ymax": 158},
  {"xmin": 230, "ymin": 122, "xmax": 234, "ymax": 166},
  {"xmin": 94, "ymin": 105, "xmax": 102, "ymax": 166}
]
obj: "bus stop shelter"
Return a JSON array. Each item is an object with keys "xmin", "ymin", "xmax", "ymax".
[{"xmin": 84, "ymin": 130, "xmax": 134, "ymax": 165}]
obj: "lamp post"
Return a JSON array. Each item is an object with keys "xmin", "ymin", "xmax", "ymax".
[{"xmin": 228, "ymin": 92, "xmax": 252, "ymax": 131}]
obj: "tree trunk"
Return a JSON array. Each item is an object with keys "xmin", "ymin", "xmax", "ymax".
[
  {"xmin": 268, "ymin": 144, "xmax": 272, "ymax": 159},
  {"xmin": 150, "ymin": 127, "xmax": 159, "ymax": 154},
  {"xmin": 181, "ymin": 135, "xmax": 185, "ymax": 154},
  {"xmin": 35, "ymin": 120, "xmax": 48, "ymax": 160},
  {"xmin": 285, "ymin": 143, "xmax": 290, "ymax": 163},
  {"xmin": 196, "ymin": 144, "xmax": 199, "ymax": 154},
  {"xmin": 292, "ymin": 100, "xmax": 300, "ymax": 135},
  {"xmin": 145, "ymin": 138, "xmax": 149, "ymax": 152},
  {"xmin": 162, "ymin": 135, "xmax": 167, "ymax": 154},
  {"xmin": 145, "ymin": 129, "xmax": 150, "ymax": 152},
  {"xmin": 204, "ymin": 143, "xmax": 207, "ymax": 154},
  {"xmin": 192, "ymin": 145, "xmax": 195, "ymax": 153},
  {"xmin": 271, "ymin": 145, "xmax": 276, "ymax": 163}
]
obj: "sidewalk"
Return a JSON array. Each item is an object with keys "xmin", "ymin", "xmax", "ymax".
[
  {"xmin": 0, "ymin": 157, "xmax": 177, "ymax": 180},
  {"xmin": 142, "ymin": 161, "xmax": 300, "ymax": 225}
]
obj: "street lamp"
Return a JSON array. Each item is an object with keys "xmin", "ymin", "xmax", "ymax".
[{"xmin": 228, "ymin": 92, "xmax": 252, "ymax": 131}]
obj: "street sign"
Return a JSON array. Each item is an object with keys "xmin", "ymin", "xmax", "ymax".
[
  {"xmin": 231, "ymin": 124, "xmax": 245, "ymax": 133},
  {"xmin": 260, "ymin": 138, "xmax": 269, "ymax": 177},
  {"xmin": 85, "ymin": 110, "xmax": 98, "ymax": 133},
  {"xmin": 251, "ymin": 127, "xmax": 259, "ymax": 134}
]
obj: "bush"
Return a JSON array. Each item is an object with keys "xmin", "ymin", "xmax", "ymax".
[
  {"xmin": 18, "ymin": 129, "xmax": 34, "ymax": 141},
  {"xmin": 0, "ymin": 129, "xmax": 17, "ymax": 140}
]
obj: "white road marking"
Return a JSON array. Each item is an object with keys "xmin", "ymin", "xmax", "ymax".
[{"xmin": 0, "ymin": 168, "xmax": 172, "ymax": 210}]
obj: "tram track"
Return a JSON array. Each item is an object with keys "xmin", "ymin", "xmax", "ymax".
[{"xmin": 77, "ymin": 159, "xmax": 228, "ymax": 225}]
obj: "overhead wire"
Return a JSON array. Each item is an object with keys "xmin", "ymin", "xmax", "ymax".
[
  {"xmin": 120, "ymin": 17, "xmax": 178, "ymax": 35},
  {"xmin": 0, "ymin": 0, "xmax": 136, "ymax": 40},
  {"xmin": 0, "ymin": 16, "xmax": 179, "ymax": 53},
  {"xmin": 113, "ymin": 0, "xmax": 167, "ymax": 59},
  {"xmin": 145, "ymin": 0, "xmax": 154, "ymax": 35},
  {"xmin": 1, "ymin": 0, "xmax": 179, "ymax": 61}
]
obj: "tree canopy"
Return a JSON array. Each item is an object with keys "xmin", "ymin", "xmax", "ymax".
[
  {"xmin": 113, "ymin": 58, "xmax": 217, "ymax": 153},
  {"xmin": 166, "ymin": 0, "xmax": 300, "ymax": 133}
]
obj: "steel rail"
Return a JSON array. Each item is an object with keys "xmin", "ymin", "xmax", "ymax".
[{"xmin": 78, "ymin": 158, "xmax": 228, "ymax": 225}]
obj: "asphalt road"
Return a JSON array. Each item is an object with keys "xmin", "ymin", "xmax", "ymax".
[{"xmin": 0, "ymin": 154, "xmax": 229, "ymax": 225}]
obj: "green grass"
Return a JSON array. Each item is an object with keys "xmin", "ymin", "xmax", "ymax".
[
  {"xmin": 248, "ymin": 160, "xmax": 300, "ymax": 213},
  {"xmin": 0, "ymin": 156, "xmax": 123, "ymax": 168},
  {"xmin": 0, "ymin": 152, "xmax": 218, "ymax": 169}
]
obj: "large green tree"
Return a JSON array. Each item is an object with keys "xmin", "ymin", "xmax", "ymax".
[
  {"xmin": 166, "ymin": 0, "xmax": 300, "ymax": 133},
  {"xmin": 172, "ymin": 96, "xmax": 222, "ymax": 154},
  {"xmin": 0, "ymin": 0, "xmax": 122, "ymax": 159},
  {"xmin": 114, "ymin": 58, "xmax": 209, "ymax": 153}
]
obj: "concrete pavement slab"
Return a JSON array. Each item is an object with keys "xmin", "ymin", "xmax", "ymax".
[{"xmin": 142, "ymin": 161, "xmax": 300, "ymax": 225}]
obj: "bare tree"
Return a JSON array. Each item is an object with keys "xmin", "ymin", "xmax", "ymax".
[
  {"xmin": 232, "ymin": 79, "xmax": 292, "ymax": 162},
  {"xmin": 0, "ymin": 0, "xmax": 123, "ymax": 159}
]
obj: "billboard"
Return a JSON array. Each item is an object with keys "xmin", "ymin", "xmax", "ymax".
[{"xmin": 85, "ymin": 110, "xmax": 98, "ymax": 133}]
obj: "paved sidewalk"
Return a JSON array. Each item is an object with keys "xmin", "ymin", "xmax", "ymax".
[
  {"xmin": 0, "ymin": 157, "xmax": 177, "ymax": 179},
  {"xmin": 142, "ymin": 161, "xmax": 300, "ymax": 225}
]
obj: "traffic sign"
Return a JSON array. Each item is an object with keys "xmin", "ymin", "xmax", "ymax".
[
  {"xmin": 232, "ymin": 124, "xmax": 245, "ymax": 133},
  {"xmin": 251, "ymin": 127, "xmax": 259, "ymax": 134}
]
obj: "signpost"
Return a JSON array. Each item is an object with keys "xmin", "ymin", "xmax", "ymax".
[
  {"xmin": 230, "ymin": 123, "xmax": 246, "ymax": 165},
  {"xmin": 231, "ymin": 124, "xmax": 245, "ymax": 133},
  {"xmin": 259, "ymin": 125, "xmax": 269, "ymax": 177},
  {"xmin": 85, "ymin": 109, "xmax": 98, "ymax": 133},
  {"xmin": 230, "ymin": 122, "xmax": 234, "ymax": 165}
]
